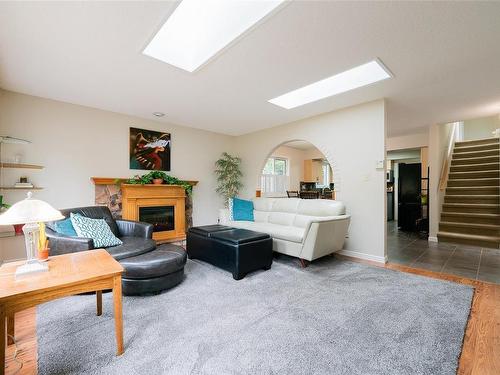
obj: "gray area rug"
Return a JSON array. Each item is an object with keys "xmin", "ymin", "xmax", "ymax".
[{"xmin": 37, "ymin": 255, "xmax": 473, "ymax": 375}]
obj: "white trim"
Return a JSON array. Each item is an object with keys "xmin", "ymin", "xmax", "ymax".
[
  {"xmin": 337, "ymin": 249, "xmax": 387, "ymax": 264},
  {"xmin": 428, "ymin": 236, "xmax": 438, "ymax": 243}
]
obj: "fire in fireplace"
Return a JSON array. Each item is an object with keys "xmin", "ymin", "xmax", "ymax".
[{"xmin": 139, "ymin": 206, "xmax": 175, "ymax": 232}]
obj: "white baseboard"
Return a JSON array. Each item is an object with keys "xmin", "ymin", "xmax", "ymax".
[
  {"xmin": 428, "ymin": 236, "xmax": 438, "ymax": 243},
  {"xmin": 337, "ymin": 249, "xmax": 387, "ymax": 264}
]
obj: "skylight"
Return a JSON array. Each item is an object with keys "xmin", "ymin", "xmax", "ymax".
[
  {"xmin": 143, "ymin": 0, "xmax": 285, "ymax": 73},
  {"xmin": 268, "ymin": 60, "xmax": 392, "ymax": 109}
]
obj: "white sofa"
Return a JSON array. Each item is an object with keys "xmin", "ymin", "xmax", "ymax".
[{"xmin": 220, "ymin": 198, "xmax": 350, "ymax": 262}]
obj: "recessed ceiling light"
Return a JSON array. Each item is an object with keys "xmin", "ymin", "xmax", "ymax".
[
  {"xmin": 143, "ymin": 0, "xmax": 286, "ymax": 73},
  {"xmin": 268, "ymin": 59, "xmax": 393, "ymax": 109},
  {"xmin": 153, "ymin": 112, "xmax": 165, "ymax": 117}
]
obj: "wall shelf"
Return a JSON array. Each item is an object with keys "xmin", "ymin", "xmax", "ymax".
[
  {"xmin": 0, "ymin": 162, "xmax": 43, "ymax": 169},
  {"xmin": 0, "ymin": 187, "xmax": 44, "ymax": 190},
  {"xmin": 0, "ymin": 162, "xmax": 44, "ymax": 170}
]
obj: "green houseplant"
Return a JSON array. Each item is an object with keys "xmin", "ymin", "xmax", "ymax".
[
  {"xmin": 215, "ymin": 152, "xmax": 242, "ymax": 207},
  {"xmin": 122, "ymin": 172, "xmax": 193, "ymax": 196},
  {"xmin": 147, "ymin": 170, "xmax": 168, "ymax": 185},
  {"xmin": 0, "ymin": 195, "xmax": 10, "ymax": 212}
]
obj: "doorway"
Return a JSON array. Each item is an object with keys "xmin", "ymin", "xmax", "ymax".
[{"xmin": 259, "ymin": 140, "xmax": 334, "ymax": 199}]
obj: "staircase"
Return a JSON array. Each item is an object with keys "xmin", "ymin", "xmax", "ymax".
[{"xmin": 438, "ymin": 137, "xmax": 500, "ymax": 248}]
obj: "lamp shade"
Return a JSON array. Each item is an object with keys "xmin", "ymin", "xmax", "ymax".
[{"xmin": 0, "ymin": 192, "xmax": 64, "ymax": 225}]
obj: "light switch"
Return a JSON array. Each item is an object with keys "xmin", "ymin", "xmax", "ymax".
[{"xmin": 376, "ymin": 160, "xmax": 385, "ymax": 170}]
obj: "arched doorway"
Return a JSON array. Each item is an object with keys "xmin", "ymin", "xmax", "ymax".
[{"xmin": 258, "ymin": 140, "xmax": 335, "ymax": 199}]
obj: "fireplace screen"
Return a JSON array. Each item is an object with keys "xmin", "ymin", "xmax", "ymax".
[{"xmin": 139, "ymin": 206, "xmax": 175, "ymax": 232}]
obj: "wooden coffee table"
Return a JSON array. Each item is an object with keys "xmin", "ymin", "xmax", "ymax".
[{"xmin": 0, "ymin": 249, "xmax": 125, "ymax": 375}]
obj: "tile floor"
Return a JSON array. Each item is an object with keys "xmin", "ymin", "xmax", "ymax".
[{"xmin": 387, "ymin": 221, "xmax": 500, "ymax": 284}]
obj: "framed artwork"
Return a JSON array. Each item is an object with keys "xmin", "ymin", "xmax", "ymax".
[{"xmin": 129, "ymin": 127, "xmax": 171, "ymax": 171}]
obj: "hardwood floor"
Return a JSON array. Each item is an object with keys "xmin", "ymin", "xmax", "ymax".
[
  {"xmin": 5, "ymin": 257, "xmax": 500, "ymax": 375},
  {"xmin": 5, "ymin": 308, "xmax": 36, "ymax": 375}
]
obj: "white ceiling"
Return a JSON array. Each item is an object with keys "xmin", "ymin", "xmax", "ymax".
[{"xmin": 1, "ymin": 1, "xmax": 500, "ymax": 137}]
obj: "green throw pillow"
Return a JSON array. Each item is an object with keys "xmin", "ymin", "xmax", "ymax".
[{"xmin": 70, "ymin": 213, "xmax": 123, "ymax": 248}]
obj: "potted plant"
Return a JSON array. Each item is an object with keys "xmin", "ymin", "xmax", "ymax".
[
  {"xmin": 147, "ymin": 171, "xmax": 168, "ymax": 185},
  {"xmin": 0, "ymin": 195, "xmax": 9, "ymax": 212},
  {"xmin": 214, "ymin": 152, "xmax": 243, "ymax": 208}
]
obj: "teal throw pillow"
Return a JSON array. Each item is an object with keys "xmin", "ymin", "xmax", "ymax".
[
  {"xmin": 54, "ymin": 217, "xmax": 78, "ymax": 237},
  {"xmin": 232, "ymin": 198, "xmax": 254, "ymax": 221},
  {"xmin": 70, "ymin": 213, "xmax": 123, "ymax": 248}
]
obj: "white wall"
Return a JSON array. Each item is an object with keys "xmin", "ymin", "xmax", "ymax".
[
  {"xmin": 0, "ymin": 91, "xmax": 386, "ymax": 263},
  {"xmin": 387, "ymin": 131, "xmax": 428, "ymax": 151},
  {"xmin": 428, "ymin": 122, "xmax": 457, "ymax": 239},
  {"xmin": 463, "ymin": 115, "xmax": 500, "ymax": 140},
  {"xmin": 235, "ymin": 100, "xmax": 387, "ymax": 262},
  {"xmin": 0, "ymin": 90, "xmax": 234, "ymax": 226}
]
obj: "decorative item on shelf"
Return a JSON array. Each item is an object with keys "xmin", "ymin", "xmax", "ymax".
[
  {"xmin": 129, "ymin": 127, "xmax": 171, "ymax": 171},
  {"xmin": 215, "ymin": 152, "xmax": 243, "ymax": 208},
  {"xmin": 121, "ymin": 171, "xmax": 193, "ymax": 195},
  {"xmin": 0, "ymin": 192, "xmax": 64, "ymax": 276},
  {"xmin": 15, "ymin": 176, "xmax": 34, "ymax": 188}
]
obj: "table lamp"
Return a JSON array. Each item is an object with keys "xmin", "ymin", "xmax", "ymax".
[{"xmin": 0, "ymin": 192, "xmax": 64, "ymax": 276}]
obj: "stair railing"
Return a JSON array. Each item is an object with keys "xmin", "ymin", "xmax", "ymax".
[{"xmin": 438, "ymin": 122, "xmax": 461, "ymax": 191}]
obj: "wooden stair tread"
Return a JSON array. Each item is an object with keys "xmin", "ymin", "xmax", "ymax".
[
  {"xmin": 439, "ymin": 221, "xmax": 500, "ymax": 229},
  {"xmin": 441, "ymin": 212, "xmax": 500, "ymax": 218},
  {"xmin": 437, "ymin": 231, "xmax": 500, "ymax": 242},
  {"xmin": 451, "ymin": 162, "xmax": 500, "ymax": 169},
  {"xmin": 447, "ymin": 194, "xmax": 500, "ymax": 199},
  {"xmin": 442, "ymin": 211, "xmax": 500, "ymax": 219},
  {"xmin": 454, "ymin": 142, "xmax": 500, "ymax": 151},
  {"xmin": 446, "ymin": 186, "xmax": 500, "ymax": 190},
  {"xmin": 455, "ymin": 137, "xmax": 499, "ymax": 146},
  {"xmin": 452, "ymin": 150, "xmax": 499, "ymax": 158},
  {"xmin": 448, "ymin": 177, "xmax": 500, "ymax": 183},
  {"xmin": 443, "ymin": 203, "xmax": 499, "ymax": 207},
  {"xmin": 449, "ymin": 170, "xmax": 499, "ymax": 174},
  {"xmin": 451, "ymin": 155, "xmax": 500, "ymax": 166}
]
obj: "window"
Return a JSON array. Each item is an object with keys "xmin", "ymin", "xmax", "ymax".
[
  {"xmin": 263, "ymin": 157, "xmax": 287, "ymax": 175},
  {"xmin": 261, "ymin": 157, "xmax": 289, "ymax": 195},
  {"xmin": 317, "ymin": 161, "xmax": 331, "ymax": 188}
]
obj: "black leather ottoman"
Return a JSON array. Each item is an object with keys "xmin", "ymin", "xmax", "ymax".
[
  {"xmin": 187, "ymin": 225, "xmax": 273, "ymax": 280},
  {"xmin": 120, "ymin": 243, "xmax": 187, "ymax": 296}
]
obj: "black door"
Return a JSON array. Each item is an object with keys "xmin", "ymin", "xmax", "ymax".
[{"xmin": 398, "ymin": 163, "xmax": 422, "ymax": 231}]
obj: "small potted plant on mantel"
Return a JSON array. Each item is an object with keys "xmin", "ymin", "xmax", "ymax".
[{"xmin": 149, "ymin": 171, "xmax": 166, "ymax": 185}]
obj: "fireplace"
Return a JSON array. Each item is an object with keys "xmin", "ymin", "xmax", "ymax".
[
  {"xmin": 120, "ymin": 184, "xmax": 186, "ymax": 243},
  {"xmin": 139, "ymin": 206, "xmax": 175, "ymax": 232}
]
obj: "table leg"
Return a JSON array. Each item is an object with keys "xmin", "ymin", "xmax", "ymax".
[
  {"xmin": 6, "ymin": 315, "xmax": 14, "ymax": 346},
  {"xmin": 113, "ymin": 276, "xmax": 124, "ymax": 356},
  {"xmin": 1, "ymin": 309, "xmax": 5, "ymax": 375},
  {"xmin": 96, "ymin": 291, "xmax": 103, "ymax": 316}
]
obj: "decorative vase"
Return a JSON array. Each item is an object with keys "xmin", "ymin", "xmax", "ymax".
[
  {"xmin": 38, "ymin": 247, "xmax": 49, "ymax": 261},
  {"xmin": 13, "ymin": 224, "xmax": 24, "ymax": 235},
  {"xmin": 152, "ymin": 178, "xmax": 164, "ymax": 185}
]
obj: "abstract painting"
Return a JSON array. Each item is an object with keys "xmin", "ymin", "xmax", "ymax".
[{"xmin": 129, "ymin": 127, "xmax": 171, "ymax": 171}]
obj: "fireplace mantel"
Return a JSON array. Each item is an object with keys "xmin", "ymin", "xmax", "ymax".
[
  {"xmin": 121, "ymin": 184, "xmax": 187, "ymax": 243},
  {"xmin": 91, "ymin": 177, "xmax": 198, "ymax": 186}
]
